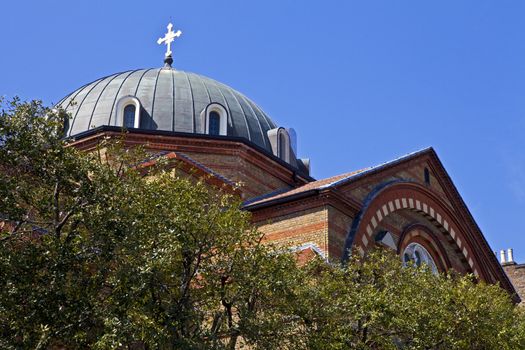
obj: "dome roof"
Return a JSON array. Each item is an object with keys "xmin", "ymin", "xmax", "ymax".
[{"xmin": 57, "ymin": 68, "xmax": 278, "ymax": 152}]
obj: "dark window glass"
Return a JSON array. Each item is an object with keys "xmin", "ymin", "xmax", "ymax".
[
  {"xmin": 424, "ymin": 168, "xmax": 430, "ymax": 185},
  {"xmin": 414, "ymin": 251, "xmax": 421, "ymax": 266},
  {"xmin": 279, "ymin": 132, "xmax": 287, "ymax": 159},
  {"xmin": 209, "ymin": 111, "xmax": 221, "ymax": 135},
  {"xmin": 124, "ymin": 104, "xmax": 136, "ymax": 128}
]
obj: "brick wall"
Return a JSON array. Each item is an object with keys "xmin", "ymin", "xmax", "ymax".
[
  {"xmin": 69, "ymin": 131, "xmax": 308, "ymax": 200},
  {"xmin": 327, "ymin": 206, "xmax": 354, "ymax": 260},
  {"xmin": 340, "ymin": 161, "xmax": 452, "ymax": 209},
  {"xmin": 184, "ymin": 150, "xmax": 291, "ymax": 199},
  {"xmin": 255, "ymin": 206, "xmax": 329, "ymax": 256},
  {"xmin": 503, "ymin": 263, "xmax": 525, "ymax": 301}
]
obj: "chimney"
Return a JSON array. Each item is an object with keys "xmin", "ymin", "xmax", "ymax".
[
  {"xmin": 507, "ymin": 248, "xmax": 515, "ymax": 264},
  {"xmin": 500, "ymin": 250, "xmax": 506, "ymax": 264}
]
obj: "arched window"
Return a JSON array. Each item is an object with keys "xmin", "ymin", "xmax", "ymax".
[
  {"xmin": 279, "ymin": 132, "xmax": 287, "ymax": 159},
  {"xmin": 403, "ymin": 242, "xmax": 438, "ymax": 274},
  {"xmin": 116, "ymin": 96, "xmax": 141, "ymax": 129},
  {"xmin": 267, "ymin": 128, "xmax": 291, "ymax": 163},
  {"xmin": 208, "ymin": 111, "xmax": 221, "ymax": 136},
  {"xmin": 123, "ymin": 104, "xmax": 136, "ymax": 129},
  {"xmin": 203, "ymin": 104, "xmax": 228, "ymax": 136}
]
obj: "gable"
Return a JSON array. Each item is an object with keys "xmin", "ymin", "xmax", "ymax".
[
  {"xmin": 336, "ymin": 155, "xmax": 453, "ymax": 210},
  {"xmin": 245, "ymin": 148, "xmax": 519, "ymax": 302}
]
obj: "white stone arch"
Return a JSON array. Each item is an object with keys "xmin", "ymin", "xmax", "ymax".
[
  {"xmin": 201, "ymin": 103, "xmax": 228, "ymax": 136},
  {"xmin": 115, "ymin": 95, "xmax": 141, "ymax": 129},
  {"xmin": 267, "ymin": 127, "xmax": 290, "ymax": 163},
  {"xmin": 348, "ymin": 183, "xmax": 480, "ymax": 278}
]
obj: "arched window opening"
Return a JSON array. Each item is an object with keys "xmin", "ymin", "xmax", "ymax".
[
  {"xmin": 203, "ymin": 104, "xmax": 228, "ymax": 136},
  {"xmin": 208, "ymin": 111, "xmax": 221, "ymax": 136},
  {"xmin": 123, "ymin": 104, "xmax": 136, "ymax": 128},
  {"xmin": 279, "ymin": 132, "xmax": 287, "ymax": 159},
  {"xmin": 267, "ymin": 127, "xmax": 292, "ymax": 163},
  {"xmin": 402, "ymin": 242, "xmax": 438, "ymax": 274}
]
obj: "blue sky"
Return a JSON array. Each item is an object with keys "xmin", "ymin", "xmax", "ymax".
[{"xmin": 2, "ymin": 1, "xmax": 525, "ymax": 262}]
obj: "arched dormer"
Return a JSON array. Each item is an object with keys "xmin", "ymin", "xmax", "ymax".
[
  {"xmin": 267, "ymin": 127, "xmax": 291, "ymax": 163},
  {"xmin": 115, "ymin": 96, "xmax": 141, "ymax": 129},
  {"xmin": 201, "ymin": 103, "xmax": 228, "ymax": 136}
]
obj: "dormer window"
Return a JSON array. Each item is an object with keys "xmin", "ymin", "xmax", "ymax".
[
  {"xmin": 123, "ymin": 105, "xmax": 136, "ymax": 129},
  {"xmin": 116, "ymin": 96, "xmax": 141, "ymax": 129},
  {"xmin": 267, "ymin": 127, "xmax": 291, "ymax": 163},
  {"xmin": 277, "ymin": 129, "xmax": 290, "ymax": 162},
  {"xmin": 202, "ymin": 103, "xmax": 228, "ymax": 136},
  {"xmin": 209, "ymin": 111, "xmax": 221, "ymax": 135},
  {"xmin": 279, "ymin": 132, "xmax": 287, "ymax": 160}
]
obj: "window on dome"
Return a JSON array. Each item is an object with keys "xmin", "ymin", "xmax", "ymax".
[
  {"xmin": 208, "ymin": 111, "xmax": 221, "ymax": 136},
  {"xmin": 203, "ymin": 104, "xmax": 228, "ymax": 136},
  {"xmin": 276, "ymin": 129, "xmax": 290, "ymax": 162},
  {"xmin": 402, "ymin": 242, "xmax": 438, "ymax": 274},
  {"xmin": 123, "ymin": 104, "xmax": 136, "ymax": 128},
  {"xmin": 279, "ymin": 132, "xmax": 287, "ymax": 159},
  {"xmin": 267, "ymin": 128, "xmax": 292, "ymax": 163}
]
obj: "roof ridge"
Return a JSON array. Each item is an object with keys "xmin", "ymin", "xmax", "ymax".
[
  {"xmin": 322, "ymin": 147, "xmax": 434, "ymax": 189},
  {"xmin": 244, "ymin": 147, "xmax": 434, "ymax": 208}
]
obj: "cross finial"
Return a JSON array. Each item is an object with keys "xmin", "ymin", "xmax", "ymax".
[{"xmin": 157, "ymin": 22, "xmax": 182, "ymax": 65}]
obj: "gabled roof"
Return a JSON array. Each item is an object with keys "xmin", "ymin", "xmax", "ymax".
[
  {"xmin": 244, "ymin": 146, "xmax": 520, "ymax": 302},
  {"xmin": 244, "ymin": 147, "xmax": 432, "ymax": 209}
]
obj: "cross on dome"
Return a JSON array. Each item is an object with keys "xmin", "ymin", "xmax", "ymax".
[{"xmin": 157, "ymin": 22, "xmax": 182, "ymax": 60}]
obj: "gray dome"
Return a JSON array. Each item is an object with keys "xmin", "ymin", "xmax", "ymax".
[{"xmin": 57, "ymin": 68, "xmax": 278, "ymax": 152}]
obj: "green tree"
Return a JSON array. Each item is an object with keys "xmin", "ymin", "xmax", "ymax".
[
  {"xmin": 292, "ymin": 250, "xmax": 525, "ymax": 350},
  {"xmin": 0, "ymin": 98, "xmax": 524, "ymax": 349},
  {"xmin": 0, "ymin": 98, "xmax": 299, "ymax": 349}
]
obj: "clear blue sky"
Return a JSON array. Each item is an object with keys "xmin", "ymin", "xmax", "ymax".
[{"xmin": 2, "ymin": 1, "xmax": 525, "ymax": 261}]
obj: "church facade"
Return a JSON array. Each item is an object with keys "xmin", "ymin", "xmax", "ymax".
[{"xmin": 58, "ymin": 25, "xmax": 521, "ymax": 303}]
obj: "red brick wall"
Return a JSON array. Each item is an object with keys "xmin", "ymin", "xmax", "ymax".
[
  {"xmin": 183, "ymin": 151, "xmax": 291, "ymax": 199},
  {"xmin": 327, "ymin": 206, "xmax": 354, "ymax": 260},
  {"xmin": 340, "ymin": 161, "xmax": 452, "ymax": 209},
  {"xmin": 503, "ymin": 263, "xmax": 525, "ymax": 301},
  {"xmin": 255, "ymin": 206, "xmax": 329, "ymax": 256},
  {"xmin": 69, "ymin": 131, "xmax": 309, "ymax": 200}
]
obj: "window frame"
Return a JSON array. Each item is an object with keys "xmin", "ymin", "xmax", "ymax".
[
  {"xmin": 115, "ymin": 96, "xmax": 141, "ymax": 129},
  {"xmin": 402, "ymin": 242, "xmax": 438, "ymax": 274},
  {"xmin": 267, "ymin": 127, "xmax": 291, "ymax": 163},
  {"xmin": 202, "ymin": 103, "xmax": 228, "ymax": 136}
]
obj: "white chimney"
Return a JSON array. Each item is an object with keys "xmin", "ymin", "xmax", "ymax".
[
  {"xmin": 500, "ymin": 250, "xmax": 506, "ymax": 264},
  {"xmin": 507, "ymin": 248, "xmax": 514, "ymax": 263}
]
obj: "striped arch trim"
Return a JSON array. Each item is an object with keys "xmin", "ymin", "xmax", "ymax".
[{"xmin": 354, "ymin": 186, "xmax": 479, "ymax": 277}]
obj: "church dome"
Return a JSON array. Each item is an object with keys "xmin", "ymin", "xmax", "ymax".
[{"xmin": 57, "ymin": 68, "xmax": 279, "ymax": 153}]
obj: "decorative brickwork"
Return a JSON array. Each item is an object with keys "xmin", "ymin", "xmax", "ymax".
[
  {"xmin": 69, "ymin": 130, "xmax": 519, "ymax": 303},
  {"xmin": 68, "ymin": 128, "xmax": 312, "ymax": 200},
  {"xmin": 256, "ymin": 206, "xmax": 329, "ymax": 257}
]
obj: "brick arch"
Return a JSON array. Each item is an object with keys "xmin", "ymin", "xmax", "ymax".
[
  {"xmin": 342, "ymin": 181, "xmax": 483, "ymax": 279},
  {"xmin": 398, "ymin": 223, "xmax": 452, "ymax": 273}
]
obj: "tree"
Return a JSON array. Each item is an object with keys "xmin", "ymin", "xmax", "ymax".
[
  {"xmin": 0, "ymin": 98, "xmax": 524, "ymax": 349},
  {"xmin": 292, "ymin": 250, "xmax": 525, "ymax": 349},
  {"xmin": 0, "ymin": 98, "xmax": 299, "ymax": 349}
]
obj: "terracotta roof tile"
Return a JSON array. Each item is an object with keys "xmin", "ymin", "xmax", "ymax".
[
  {"xmin": 244, "ymin": 147, "xmax": 433, "ymax": 208},
  {"xmin": 244, "ymin": 169, "xmax": 368, "ymax": 207}
]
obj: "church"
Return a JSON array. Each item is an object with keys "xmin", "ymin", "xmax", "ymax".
[{"xmin": 58, "ymin": 23, "xmax": 521, "ymax": 303}]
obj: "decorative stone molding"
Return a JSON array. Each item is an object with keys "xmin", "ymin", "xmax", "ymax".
[{"xmin": 344, "ymin": 181, "xmax": 481, "ymax": 278}]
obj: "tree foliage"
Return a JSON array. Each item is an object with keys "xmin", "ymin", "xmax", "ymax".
[{"xmin": 0, "ymin": 98, "xmax": 524, "ymax": 349}]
